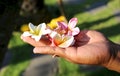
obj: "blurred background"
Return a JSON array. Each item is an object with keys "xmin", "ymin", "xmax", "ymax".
[{"xmin": 0, "ymin": 0, "xmax": 120, "ymax": 76}]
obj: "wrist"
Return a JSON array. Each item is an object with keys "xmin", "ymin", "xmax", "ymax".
[
  {"xmin": 104, "ymin": 42, "xmax": 120, "ymax": 72},
  {"xmin": 106, "ymin": 54, "xmax": 120, "ymax": 73}
]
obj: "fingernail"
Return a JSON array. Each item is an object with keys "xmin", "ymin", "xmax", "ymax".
[
  {"xmin": 33, "ymin": 48, "xmax": 38, "ymax": 53},
  {"xmin": 33, "ymin": 47, "xmax": 42, "ymax": 54}
]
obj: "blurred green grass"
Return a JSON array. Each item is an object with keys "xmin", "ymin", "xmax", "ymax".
[
  {"xmin": 1, "ymin": 0, "xmax": 120, "ymax": 76},
  {"xmin": 1, "ymin": 32, "xmax": 33, "ymax": 76}
]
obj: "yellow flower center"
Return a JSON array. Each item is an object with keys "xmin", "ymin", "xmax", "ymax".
[{"xmin": 30, "ymin": 27, "xmax": 41, "ymax": 36}]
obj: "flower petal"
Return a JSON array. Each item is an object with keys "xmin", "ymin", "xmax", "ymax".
[
  {"xmin": 22, "ymin": 31, "xmax": 32, "ymax": 37},
  {"xmin": 49, "ymin": 31, "xmax": 57, "ymax": 38},
  {"xmin": 68, "ymin": 18, "xmax": 78, "ymax": 28},
  {"xmin": 31, "ymin": 35, "xmax": 42, "ymax": 41},
  {"xmin": 37, "ymin": 23, "xmax": 46, "ymax": 35},
  {"xmin": 58, "ymin": 36, "xmax": 74, "ymax": 48},
  {"xmin": 57, "ymin": 22, "xmax": 68, "ymax": 30},
  {"xmin": 71, "ymin": 27, "xmax": 80, "ymax": 36},
  {"xmin": 36, "ymin": 23, "xmax": 42, "ymax": 31},
  {"xmin": 43, "ymin": 29, "xmax": 51, "ymax": 35},
  {"xmin": 40, "ymin": 23, "xmax": 46, "ymax": 30},
  {"xmin": 29, "ymin": 23, "xmax": 36, "ymax": 33},
  {"xmin": 53, "ymin": 34, "xmax": 62, "ymax": 45},
  {"xmin": 67, "ymin": 31, "xmax": 72, "ymax": 36}
]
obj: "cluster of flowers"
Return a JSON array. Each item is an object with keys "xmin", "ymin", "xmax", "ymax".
[{"xmin": 22, "ymin": 18, "xmax": 80, "ymax": 48}]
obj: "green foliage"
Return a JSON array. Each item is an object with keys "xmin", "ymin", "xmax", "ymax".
[
  {"xmin": 44, "ymin": 0, "xmax": 57, "ymax": 5},
  {"xmin": 58, "ymin": 58, "xmax": 80, "ymax": 76}
]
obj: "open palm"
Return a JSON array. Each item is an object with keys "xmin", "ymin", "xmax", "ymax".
[
  {"xmin": 21, "ymin": 30, "xmax": 120, "ymax": 72},
  {"xmin": 21, "ymin": 30, "xmax": 110, "ymax": 65}
]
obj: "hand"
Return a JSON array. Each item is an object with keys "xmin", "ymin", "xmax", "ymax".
[
  {"xmin": 21, "ymin": 30, "xmax": 110, "ymax": 64},
  {"xmin": 21, "ymin": 30, "xmax": 120, "ymax": 72}
]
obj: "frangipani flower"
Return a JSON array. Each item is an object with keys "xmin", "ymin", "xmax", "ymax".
[
  {"xmin": 20, "ymin": 24, "xmax": 29, "ymax": 32},
  {"xmin": 51, "ymin": 33, "xmax": 74, "ymax": 48},
  {"xmin": 57, "ymin": 18, "xmax": 80, "ymax": 36},
  {"xmin": 22, "ymin": 23, "xmax": 51, "ymax": 41},
  {"xmin": 21, "ymin": 17, "xmax": 80, "ymax": 48},
  {"xmin": 47, "ymin": 16, "xmax": 67, "ymax": 29}
]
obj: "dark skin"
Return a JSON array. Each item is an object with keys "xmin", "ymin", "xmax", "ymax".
[{"xmin": 21, "ymin": 30, "xmax": 120, "ymax": 73}]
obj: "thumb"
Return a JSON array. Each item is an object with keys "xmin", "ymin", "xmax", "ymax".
[{"xmin": 33, "ymin": 46, "xmax": 66, "ymax": 57}]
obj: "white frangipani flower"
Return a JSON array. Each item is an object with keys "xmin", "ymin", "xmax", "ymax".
[{"xmin": 22, "ymin": 23, "xmax": 51, "ymax": 41}]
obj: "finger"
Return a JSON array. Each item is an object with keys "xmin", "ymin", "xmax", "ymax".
[
  {"xmin": 33, "ymin": 46, "xmax": 64, "ymax": 55},
  {"xmin": 33, "ymin": 46, "xmax": 78, "ymax": 62},
  {"xmin": 21, "ymin": 35, "xmax": 51, "ymax": 46},
  {"xmin": 21, "ymin": 35, "xmax": 42, "ymax": 46},
  {"xmin": 33, "ymin": 46, "xmax": 71, "ymax": 58},
  {"xmin": 21, "ymin": 35, "xmax": 33, "ymax": 43},
  {"xmin": 33, "ymin": 46, "xmax": 56, "ymax": 54}
]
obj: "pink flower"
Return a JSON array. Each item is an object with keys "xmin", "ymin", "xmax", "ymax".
[
  {"xmin": 56, "ymin": 18, "xmax": 80, "ymax": 36},
  {"xmin": 48, "ymin": 18, "xmax": 80, "ymax": 48},
  {"xmin": 50, "ymin": 33, "xmax": 75, "ymax": 48}
]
